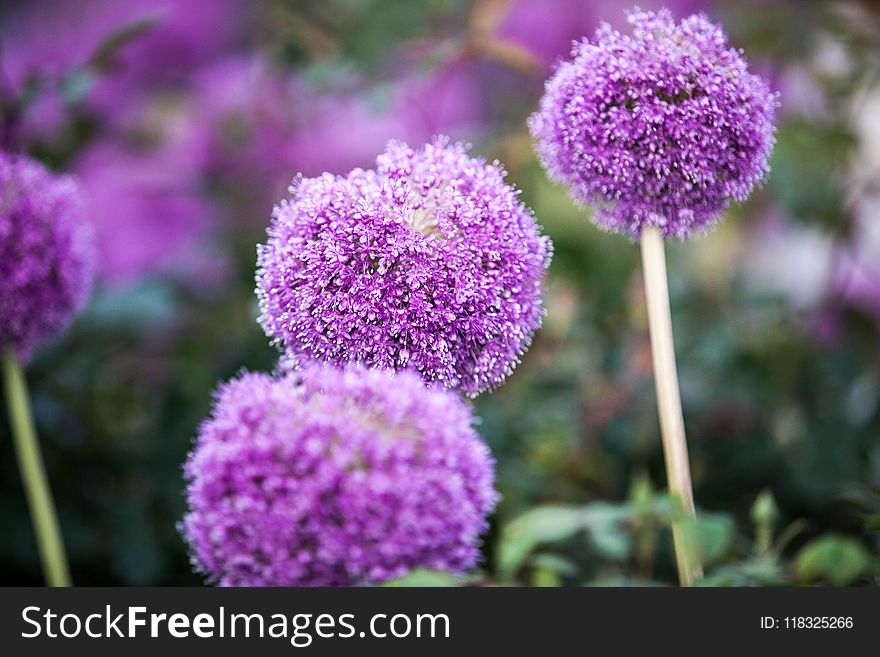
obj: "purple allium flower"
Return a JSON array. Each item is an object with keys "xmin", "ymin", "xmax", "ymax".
[
  {"xmin": 181, "ymin": 365, "xmax": 498, "ymax": 587},
  {"xmin": 256, "ymin": 137, "xmax": 552, "ymax": 396},
  {"xmin": 0, "ymin": 152, "xmax": 94, "ymax": 361},
  {"xmin": 192, "ymin": 57, "xmax": 298, "ymax": 200},
  {"xmin": 74, "ymin": 137, "xmax": 219, "ymax": 287},
  {"xmin": 528, "ymin": 9, "xmax": 777, "ymax": 239}
]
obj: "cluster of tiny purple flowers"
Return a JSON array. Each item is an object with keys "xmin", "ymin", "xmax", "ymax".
[
  {"xmin": 256, "ymin": 137, "xmax": 552, "ymax": 397},
  {"xmin": 181, "ymin": 365, "xmax": 498, "ymax": 586},
  {"xmin": 0, "ymin": 152, "xmax": 95, "ymax": 361},
  {"xmin": 529, "ymin": 9, "xmax": 777, "ymax": 239}
]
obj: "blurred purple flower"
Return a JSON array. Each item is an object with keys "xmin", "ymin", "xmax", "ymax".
[
  {"xmin": 191, "ymin": 56, "xmax": 298, "ymax": 204},
  {"xmin": 257, "ymin": 137, "xmax": 552, "ymax": 396},
  {"xmin": 744, "ymin": 204, "xmax": 880, "ymax": 343},
  {"xmin": 746, "ymin": 212, "xmax": 834, "ymax": 310},
  {"xmin": 835, "ymin": 200, "xmax": 880, "ymax": 324},
  {"xmin": 0, "ymin": 0, "xmax": 246, "ymax": 136},
  {"xmin": 529, "ymin": 9, "xmax": 777, "ymax": 239},
  {"xmin": 773, "ymin": 65, "xmax": 827, "ymax": 119},
  {"xmin": 289, "ymin": 89, "xmax": 403, "ymax": 177},
  {"xmin": 74, "ymin": 137, "xmax": 218, "ymax": 286},
  {"xmin": 837, "ymin": 255, "xmax": 880, "ymax": 322},
  {"xmin": 194, "ymin": 55, "xmax": 484, "ymax": 186},
  {"xmin": 396, "ymin": 60, "xmax": 485, "ymax": 138},
  {"xmin": 0, "ymin": 152, "xmax": 94, "ymax": 361},
  {"xmin": 292, "ymin": 62, "xmax": 484, "ymax": 176},
  {"xmin": 190, "ymin": 55, "xmax": 485, "ymax": 224},
  {"xmin": 500, "ymin": 0, "xmax": 711, "ymax": 69},
  {"xmin": 182, "ymin": 365, "xmax": 498, "ymax": 587}
]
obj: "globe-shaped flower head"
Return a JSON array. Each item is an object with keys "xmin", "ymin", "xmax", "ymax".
[
  {"xmin": 256, "ymin": 137, "xmax": 552, "ymax": 397},
  {"xmin": 529, "ymin": 9, "xmax": 777, "ymax": 239},
  {"xmin": 0, "ymin": 152, "xmax": 94, "ymax": 360},
  {"xmin": 181, "ymin": 364, "xmax": 498, "ymax": 587}
]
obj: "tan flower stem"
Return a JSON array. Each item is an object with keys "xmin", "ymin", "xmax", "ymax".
[
  {"xmin": 640, "ymin": 227, "xmax": 702, "ymax": 586},
  {"xmin": 3, "ymin": 347, "xmax": 71, "ymax": 587}
]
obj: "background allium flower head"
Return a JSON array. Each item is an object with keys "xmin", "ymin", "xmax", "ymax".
[
  {"xmin": 0, "ymin": 152, "xmax": 94, "ymax": 361},
  {"xmin": 257, "ymin": 137, "xmax": 552, "ymax": 396},
  {"xmin": 2, "ymin": 0, "xmax": 247, "ymax": 126},
  {"xmin": 500, "ymin": 0, "xmax": 711, "ymax": 70},
  {"xmin": 181, "ymin": 365, "xmax": 498, "ymax": 587},
  {"xmin": 529, "ymin": 8, "xmax": 777, "ymax": 239},
  {"xmin": 290, "ymin": 65, "xmax": 485, "ymax": 178},
  {"xmin": 75, "ymin": 138, "xmax": 218, "ymax": 286}
]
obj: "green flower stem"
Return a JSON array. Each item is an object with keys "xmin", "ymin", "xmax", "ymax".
[
  {"xmin": 3, "ymin": 347, "xmax": 71, "ymax": 587},
  {"xmin": 640, "ymin": 227, "xmax": 702, "ymax": 586}
]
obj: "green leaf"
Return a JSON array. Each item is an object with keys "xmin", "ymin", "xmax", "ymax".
[
  {"xmin": 697, "ymin": 557, "xmax": 788, "ymax": 587},
  {"xmin": 529, "ymin": 553, "xmax": 580, "ymax": 578},
  {"xmin": 581, "ymin": 504, "xmax": 631, "ymax": 561},
  {"xmin": 794, "ymin": 535, "xmax": 871, "ymax": 586},
  {"xmin": 683, "ymin": 513, "xmax": 735, "ymax": 566},
  {"xmin": 381, "ymin": 569, "xmax": 461, "ymax": 587},
  {"xmin": 497, "ymin": 506, "xmax": 585, "ymax": 579}
]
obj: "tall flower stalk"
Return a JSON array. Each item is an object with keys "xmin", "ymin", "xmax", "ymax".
[
  {"xmin": 529, "ymin": 9, "xmax": 777, "ymax": 584},
  {"xmin": 640, "ymin": 227, "xmax": 700, "ymax": 584},
  {"xmin": 3, "ymin": 349, "xmax": 71, "ymax": 586}
]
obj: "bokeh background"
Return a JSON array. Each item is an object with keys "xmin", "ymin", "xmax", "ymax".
[{"xmin": 1, "ymin": 0, "xmax": 878, "ymax": 586}]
